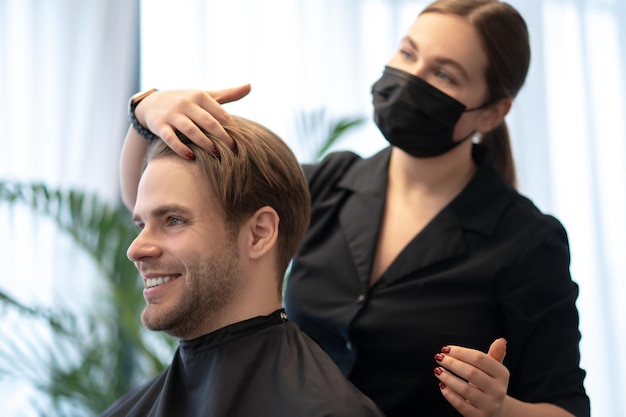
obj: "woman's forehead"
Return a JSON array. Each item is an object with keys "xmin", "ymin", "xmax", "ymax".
[{"xmin": 407, "ymin": 12, "xmax": 488, "ymax": 76}]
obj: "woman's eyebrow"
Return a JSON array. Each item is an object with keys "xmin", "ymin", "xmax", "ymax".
[
  {"xmin": 403, "ymin": 36, "xmax": 470, "ymax": 82},
  {"xmin": 433, "ymin": 57, "xmax": 470, "ymax": 81}
]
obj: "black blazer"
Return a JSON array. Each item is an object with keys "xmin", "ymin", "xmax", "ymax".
[{"xmin": 285, "ymin": 145, "xmax": 589, "ymax": 417}]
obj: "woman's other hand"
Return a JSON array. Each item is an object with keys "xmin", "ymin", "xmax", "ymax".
[{"xmin": 434, "ymin": 338, "xmax": 509, "ymax": 417}]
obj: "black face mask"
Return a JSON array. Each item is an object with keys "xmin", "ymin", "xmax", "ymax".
[{"xmin": 372, "ymin": 66, "xmax": 485, "ymax": 158}]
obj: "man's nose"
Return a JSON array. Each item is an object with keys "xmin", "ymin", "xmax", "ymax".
[{"xmin": 127, "ymin": 229, "xmax": 162, "ymax": 262}]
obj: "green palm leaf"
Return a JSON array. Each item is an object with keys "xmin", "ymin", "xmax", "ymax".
[
  {"xmin": 294, "ymin": 108, "xmax": 365, "ymax": 161},
  {"xmin": 0, "ymin": 182, "xmax": 174, "ymax": 416}
]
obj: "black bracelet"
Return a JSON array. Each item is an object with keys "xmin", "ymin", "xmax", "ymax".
[{"xmin": 128, "ymin": 88, "xmax": 160, "ymax": 141}]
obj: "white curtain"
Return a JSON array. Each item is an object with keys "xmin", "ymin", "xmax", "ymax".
[
  {"xmin": 0, "ymin": 0, "xmax": 139, "ymax": 414},
  {"xmin": 139, "ymin": 1, "xmax": 624, "ymax": 416},
  {"xmin": 513, "ymin": 2, "xmax": 625, "ymax": 415}
]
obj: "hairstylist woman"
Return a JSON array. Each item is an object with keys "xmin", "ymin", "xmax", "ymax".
[{"xmin": 119, "ymin": 1, "xmax": 589, "ymax": 416}]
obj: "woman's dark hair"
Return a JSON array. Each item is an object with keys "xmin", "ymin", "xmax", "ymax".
[{"xmin": 422, "ymin": 0, "xmax": 531, "ymax": 187}]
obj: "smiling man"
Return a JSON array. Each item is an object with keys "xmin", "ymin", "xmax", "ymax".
[{"xmin": 99, "ymin": 116, "xmax": 384, "ymax": 417}]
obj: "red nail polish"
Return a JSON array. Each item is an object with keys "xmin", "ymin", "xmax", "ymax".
[
  {"xmin": 441, "ymin": 346, "xmax": 451, "ymax": 354},
  {"xmin": 186, "ymin": 151, "xmax": 195, "ymax": 160},
  {"xmin": 212, "ymin": 148, "xmax": 220, "ymax": 157},
  {"xmin": 434, "ymin": 367, "xmax": 443, "ymax": 376},
  {"xmin": 434, "ymin": 353, "xmax": 444, "ymax": 362},
  {"xmin": 439, "ymin": 382, "xmax": 446, "ymax": 390}
]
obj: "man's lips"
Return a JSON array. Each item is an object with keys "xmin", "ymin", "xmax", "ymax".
[{"xmin": 143, "ymin": 274, "xmax": 181, "ymax": 289}]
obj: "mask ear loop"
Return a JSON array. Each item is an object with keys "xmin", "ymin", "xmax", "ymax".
[
  {"xmin": 460, "ymin": 92, "xmax": 512, "ymax": 142},
  {"xmin": 453, "ymin": 102, "xmax": 494, "ymax": 145},
  {"xmin": 454, "ymin": 129, "xmax": 477, "ymax": 146},
  {"xmin": 464, "ymin": 92, "xmax": 510, "ymax": 112},
  {"xmin": 464, "ymin": 102, "xmax": 491, "ymax": 113},
  {"xmin": 457, "ymin": 99, "xmax": 499, "ymax": 143}
]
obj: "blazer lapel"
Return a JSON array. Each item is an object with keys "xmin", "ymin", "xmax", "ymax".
[
  {"xmin": 337, "ymin": 149, "xmax": 389, "ymax": 287},
  {"xmin": 383, "ymin": 209, "xmax": 466, "ymax": 283},
  {"xmin": 339, "ymin": 190, "xmax": 385, "ymax": 287},
  {"xmin": 335, "ymin": 144, "xmax": 516, "ymax": 288},
  {"xmin": 336, "ymin": 147, "xmax": 472, "ymax": 287}
]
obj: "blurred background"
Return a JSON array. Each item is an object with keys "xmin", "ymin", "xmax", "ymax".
[{"xmin": 0, "ymin": 0, "xmax": 623, "ymax": 415}]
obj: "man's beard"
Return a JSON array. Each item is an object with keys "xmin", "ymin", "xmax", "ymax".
[{"xmin": 141, "ymin": 240, "xmax": 241, "ymax": 339}]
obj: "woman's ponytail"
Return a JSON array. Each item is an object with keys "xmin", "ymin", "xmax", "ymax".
[
  {"xmin": 478, "ymin": 121, "xmax": 517, "ymax": 188},
  {"xmin": 421, "ymin": 1, "xmax": 530, "ymax": 189}
]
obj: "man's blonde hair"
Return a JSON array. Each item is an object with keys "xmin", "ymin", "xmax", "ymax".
[{"xmin": 146, "ymin": 116, "xmax": 311, "ymax": 279}]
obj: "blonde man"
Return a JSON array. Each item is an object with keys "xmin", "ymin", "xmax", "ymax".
[{"xmin": 100, "ymin": 117, "xmax": 383, "ymax": 417}]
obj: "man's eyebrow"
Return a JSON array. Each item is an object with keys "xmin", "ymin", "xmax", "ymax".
[
  {"xmin": 402, "ymin": 36, "xmax": 470, "ymax": 82},
  {"xmin": 132, "ymin": 204, "xmax": 192, "ymax": 223}
]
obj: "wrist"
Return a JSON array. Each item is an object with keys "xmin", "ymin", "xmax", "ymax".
[{"xmin": 128, "ymin": 88, "xmax": 158, "ymax": 141}]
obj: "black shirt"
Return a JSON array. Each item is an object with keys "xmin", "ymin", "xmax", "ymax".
[
  {"xmin": 285, "ymin": 145, "xmax": 590, "ymax": 417},
  {"xmin": 99, "ymin": 310, "xmax": 384, "ymax": 417}
]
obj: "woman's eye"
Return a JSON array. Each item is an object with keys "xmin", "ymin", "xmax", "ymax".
[
  {"xmin": 400, "ymin": 49, "xmax": 414, "ymax": 61},
  {"xmin": 436, "ymin": 70, "xmax": 453, "ymax": 84}
]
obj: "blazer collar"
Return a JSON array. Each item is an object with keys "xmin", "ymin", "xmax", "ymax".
[
  {"xmin": 447, "ymin": 145, "xmax": 516, "ymax": 236},
  {"xmin": 337, "ymin": 147, "xmax": 390, "ymax": 198},
  {"xmin": 335, "ymin": 145, "xmax": 515, "ymax": 285},
  {"xmin": 337, "ymin": 145, "xmax": 515, "ymax": 235}
]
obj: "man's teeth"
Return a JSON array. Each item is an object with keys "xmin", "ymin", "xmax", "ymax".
[{"xmin": 146, "ymin": 276, "xmax": 174, "ymax": 288}]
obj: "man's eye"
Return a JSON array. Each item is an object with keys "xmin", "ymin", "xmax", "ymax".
[{"xmin": 168, "ymin": 217, "xmax": 184, "ymax": 226}]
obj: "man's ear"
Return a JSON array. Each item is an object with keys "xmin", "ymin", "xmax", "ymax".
[
  {"xmin": 477, "ymin": 97, "xmax": 512, "ymax": 134},
  {"xmin": 245, "ymin": 206, "xmax": 279, "ymax": 261}
]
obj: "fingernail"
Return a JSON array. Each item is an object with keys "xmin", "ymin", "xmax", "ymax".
[
  {"xmin": 434, "ymin": 353, "xmax": 444, "ymax": 362},
  {"xmin": 441, "ymin": 346, "xmax": 451, "ymax": 354},
  {"xmin": 434, "ymin": 367, "xmax": 443, "ymax": 376},
  {"xmin": 212, "ymin": 148, "xmax": 220, "ymax": 158},
  {"xmin": 186, "ymin": 151, "xmax": 195, "ymax": 160},
  {"xmin": 439, "ymin": 382, "xmax": 446, "ymax": 390}
]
